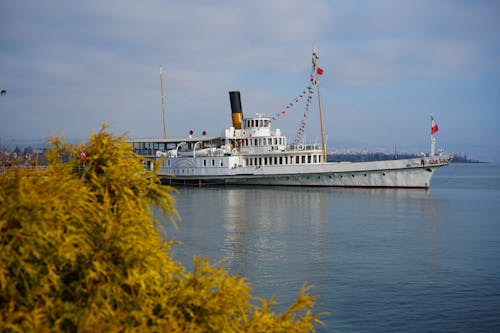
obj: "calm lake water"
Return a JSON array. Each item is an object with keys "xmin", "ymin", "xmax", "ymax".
[{"xmin": 164, "ymin": 163, "xmax": 500, "ymax": 332}]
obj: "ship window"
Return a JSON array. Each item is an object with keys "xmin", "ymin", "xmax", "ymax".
[
  {"xmin": 259, "ymin": 120, "xmax": 264, "ymax": 127},
  {"xmin": 313, "ymin": 155, "xmax": 317, "ymax": 163},
  {"xmin": 203, "ymin": 159, "xmax": 207, "ymax": 166},
  {"xmin": 308, "ymin": 156, "xmax": 311, "ymax": 163},
  {"xmin": 274, "ymin": 157, "xmax": 278, "ymax": 165},
  {"xmin": 279, "ymin": 157, "xmax": 283, "ymax": 165},
  {"xmin": 264, "ymin": 158, "xmax": 268, "ymax": 165},
  {"xmin": 259, "ymin": 158, "xmax": 262, "ymax": 165},
  {"xmin": 296, "ymin": 156, "xmax": 300, "ymax": 164},
  {"xmin": 268, "ymin": 138, "xmax": 272, "ymax": 145},
  {"xmin": 221, "ymin": 160, "xmax": 224, "ymax": 166},
  {"xmin": 273, "ymin": 138, "xmax": 277, "ymax": 145},
  {"xmin": 302, "ymin": 156, "xmax": 306, "ymax": 164},
  {"xmin": 212, "ymin": 159, "xmax": 215, "ymax": 166},
  {"xmin": 319, "ymin": 155, "xmax": 323, "ymax": 163}
]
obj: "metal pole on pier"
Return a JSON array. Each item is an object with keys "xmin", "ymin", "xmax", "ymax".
[
  {"xmin": 160, "ymin": 65, "xmax": 167, "ymax": 139},
  {"xmin": 312, "ymin": 48, "xmax": 327, "ymax": 162}
]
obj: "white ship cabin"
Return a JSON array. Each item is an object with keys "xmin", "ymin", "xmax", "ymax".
[
  {"xmin": 128, "ymin": 91, "xmax": 326, "ymax": 172},
  {"xmin": 229, "ymin": 113, "xmax": 323, "ymax": 159}
]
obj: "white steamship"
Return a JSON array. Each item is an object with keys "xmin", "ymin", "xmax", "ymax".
[{"xmin": 129, "ymin": 88, "xmax": 452, "ymax": 188}]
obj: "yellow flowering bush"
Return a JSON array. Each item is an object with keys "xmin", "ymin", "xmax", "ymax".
[{"xmin": 0, "ymin": 126, "xmax": 322, "ymax": 332}]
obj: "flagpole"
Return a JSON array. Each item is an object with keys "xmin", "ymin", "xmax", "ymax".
[
  {"xmin": 160, "ymin": 65, "xmax": 167, "ymax": 139},
  {"xmin": 430, "ymin": 115, "xmax": 434, "ymax": 156},
  {"xmin": 313, "ymin": 49, "xmax": 327, "ymax": 162}
]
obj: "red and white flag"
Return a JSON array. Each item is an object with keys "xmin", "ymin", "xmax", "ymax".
[
  {"xmin": 80, "ymin": 150, "xmax": 87, "ymax": 163},
  {"xmin": 431, "ymin": 116, "xmax": 439, "ymax": 135}
]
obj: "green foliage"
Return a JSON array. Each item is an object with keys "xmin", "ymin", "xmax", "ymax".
[{"xmin": 0, "ymin": 125, "xmax": 322, "ymax": 332}]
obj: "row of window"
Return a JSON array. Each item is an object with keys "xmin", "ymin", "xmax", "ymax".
[
  {"xmin": 162, "ymin": 159, "xmax": 225, "ymax": 168},
  {"xmin": 245, "ymin": 119, "xmax": 270, "ymax": 128},
  {"xmin": 246, "ymin": 154, "xmax": 323, "ymax": 166},
  {"xmin": 132, "ymin": 142, "xmax": 176, "ymax": 150},
  {"xmin": 240, "ymin": 137, "xmax": 285, "ymax": 147}
]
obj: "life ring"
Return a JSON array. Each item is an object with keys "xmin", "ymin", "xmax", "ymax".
[
  {"xmin": 232, "ymin": 148, "xmax": 238, "ymax": 155},
  {"xmin": 241, "ymin": 130, "xmax": 246, "ymax": 136},
  {"xmin": 297, "ymin": 144, "xmax": 304, "ymax": 150}
]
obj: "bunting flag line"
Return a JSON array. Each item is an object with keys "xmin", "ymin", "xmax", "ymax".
[
  {"xmin": 270, "ymin": 49, "xmax": 325, "ymax": 145},
  {"xmin": 270, "ymin": 85, "xmax": 315, "ymax": 123},
  {"xmin": 295, "ymin": 62, "xmax": 321, "ymax": 144}
]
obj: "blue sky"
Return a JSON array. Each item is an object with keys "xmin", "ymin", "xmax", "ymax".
[{"xmin": 1, "ymin": 0, "xmax": 499, "ymax": 161}]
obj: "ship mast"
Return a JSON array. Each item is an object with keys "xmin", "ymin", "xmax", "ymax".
[
  {"xmin": 312, "ymin": 48, "xmax": 327, "ymax": 162},
  {"xmin": 160, "ymin": 65, "xmax": 167, "ymax": 139}
]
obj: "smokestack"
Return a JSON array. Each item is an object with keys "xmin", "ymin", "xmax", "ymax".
[{"xmin": 229, "ymin": 91, "xmax": 243, "ymax": 129}]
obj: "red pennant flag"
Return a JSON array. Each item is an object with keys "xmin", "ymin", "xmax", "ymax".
[{"xmin": 315, "ymin": 66, "xmax": 324, "ymax": 75}]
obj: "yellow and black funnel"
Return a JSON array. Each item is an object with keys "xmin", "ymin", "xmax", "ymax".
[{"xmin": 229, "ymin": 91, "xmax": 243, "ymax": 129}]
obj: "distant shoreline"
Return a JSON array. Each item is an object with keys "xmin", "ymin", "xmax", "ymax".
[{"xmin": 327, "ymin": 152, "xmax": 483, "ymax": 164}]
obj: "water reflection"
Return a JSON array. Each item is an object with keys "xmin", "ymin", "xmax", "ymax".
[
  {"xmin": 168, "ymin": 187, "xmax": 439, "ymax": 294},
  {"xmin": 164, "ymin": 165, "xmax": 500, "ymax": 332}
]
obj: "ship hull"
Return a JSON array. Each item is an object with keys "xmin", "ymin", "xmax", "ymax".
[{"xmin": 159, "ymin": 156, "xmax": 451, "ymax": 188}]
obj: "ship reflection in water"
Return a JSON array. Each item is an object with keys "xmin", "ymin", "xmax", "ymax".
[{"xmin": 169, "ymin": 186, "xmax": 445, "ymax": 325}]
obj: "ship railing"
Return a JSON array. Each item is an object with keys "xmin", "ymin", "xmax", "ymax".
[{"xmin": 290, "ymin": 143, "xmax": 322, "ymax": 151}]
